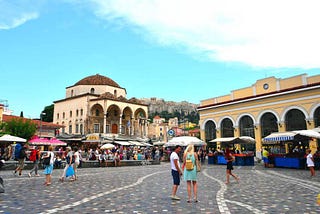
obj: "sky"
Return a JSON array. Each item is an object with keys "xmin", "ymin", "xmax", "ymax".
[{"xmin": 0, "ymin": 0, "xmax": 319, "ymax": 119}]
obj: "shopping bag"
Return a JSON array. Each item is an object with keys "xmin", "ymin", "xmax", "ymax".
[{"xmin": 66, "ymin": 165, "xmax": 75, "ymax": 177}]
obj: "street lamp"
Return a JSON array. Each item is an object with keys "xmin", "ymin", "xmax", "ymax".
[{"xmin": 40, "ymin": 112, "xmax": 46, "ymax": 138}]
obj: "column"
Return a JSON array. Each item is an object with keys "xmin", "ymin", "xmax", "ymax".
[
  {"xmin": 119, "ymin": 114, "xmax": 122, "ymax": 134},
  {"xmin": 103, "ymin": 114, "xmax": 107, "ymax": 134}
]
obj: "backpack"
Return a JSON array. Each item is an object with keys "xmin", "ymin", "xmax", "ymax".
[
  {"xmin": 19, "ymin": 148, "xmax": 27, "ymax": 159},
  {"xmin": 29, "ymin": 149, "xmax": 37, "ymax": 161},
  {"xmin": 14, "ymin": 143, "xmax": 22, "ymax": 159},
  {"xmin": 185, "ymin": 155, "xmax": 194, "ymax": 171}
]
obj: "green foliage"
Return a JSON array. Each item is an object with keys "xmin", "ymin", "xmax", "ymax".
[
  {"xmin": 42, "ymin": 104, "xmax": 54, "ymax": 122},
  {"xmin": 148, "ymin": 110, "xmax": 199, "ymax": 124},
  {"xmin": 2, "ymin": 118, "xmax": 37, "ymax": 140}
]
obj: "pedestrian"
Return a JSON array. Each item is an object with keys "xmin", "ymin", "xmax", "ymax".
[
  {"xmin": 182, "ymin": 144, "xmax": 199, "ymax": 203},
  {"xmin": 13, "ymin": 143, "xmax": 27, "ymax": 177},
  {"xmin": 28, "ymin": 146, "xmax": 41, "ymax": 177},
  {"xmin": 59, "ymin": 147, "xmax": 75, "ymax": 182},
  {"xmin": 73, "ymin": 147, "xmax": 80, "ymax": 180},
  {"xmin": 42, "ymin": 146, "xmax": 54, "ymax": 186},
  {"xmin": 306, "ymin": 149, "xmax": 315, "ymax": 177},
  {"xmin": 170, "ymin": 145, "xmax": 183, "ymax": 200},
  {"xmin": 225, "ymin": 147, "xmax": 239, "ymax": 184},
  {"xmin": 262, "ymin": 148, "xmax": 269, "ymax": 168},
  {"xmin": 114, "ymin": 151, "xmax": 120, "ymax": 167}
]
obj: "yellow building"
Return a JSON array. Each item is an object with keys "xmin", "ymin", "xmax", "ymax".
[
  {"xmin": 53, "ymin": 74, "xmax": 148, "ymax": 138},
  {"xmin": 198, "ymin": 73, "xmax": 320, "ymax": 156}
]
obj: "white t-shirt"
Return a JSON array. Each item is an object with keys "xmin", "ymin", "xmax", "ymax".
[
  {"xmin": 307, "ymin": 153, "xmax": 314, "ymax": 167},
  {"xmin": 170, "ymin": 151, "xmax": 180, "ymax": 171},
  {"xmin": 74, "ymin": 151, "xmax": 80, "ymax": 164},
  {"xmin": 49, "ymin": 151, "xmax": 55, "ymax": 165}
]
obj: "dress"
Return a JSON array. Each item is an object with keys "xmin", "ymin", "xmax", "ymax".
[
  {"xmin": 306, "ymin": 153, "xmax": 314, "ymax": 167},
  {"xmin": 183, "ymin": 153, "xmax": 197, "ymax": 181}
]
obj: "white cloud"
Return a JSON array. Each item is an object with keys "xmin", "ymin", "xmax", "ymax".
[
  {"xmin": 88, "ymin": 0, "xmax": 320, "ymax": 69},
  {"xmin": 0, "ymin": 1, "xmax": 40, "ymax": 30}
]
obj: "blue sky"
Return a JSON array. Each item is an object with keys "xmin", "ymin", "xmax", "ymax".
[{"xmin": 0, "ymin": 0, "xmax": 319, "ymax": 119}]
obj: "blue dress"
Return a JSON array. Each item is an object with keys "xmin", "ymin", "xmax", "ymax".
[{"xmin": 183, "ymin": 153, "xmax": 197, "ymax": 181}]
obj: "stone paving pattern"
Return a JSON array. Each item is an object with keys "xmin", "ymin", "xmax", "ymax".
[{"xmin": 0, "ymin": 162, "xmax": 320, "ymax": 213}]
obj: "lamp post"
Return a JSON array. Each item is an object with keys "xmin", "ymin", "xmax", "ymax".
[{"xmin": 40, "ymin": 112, "xmax": 46, "ymax": 138}]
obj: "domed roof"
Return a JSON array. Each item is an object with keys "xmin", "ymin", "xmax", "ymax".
[{"xmin": 75, "ymin": 74, "xmax": 120, "ymax": 87}]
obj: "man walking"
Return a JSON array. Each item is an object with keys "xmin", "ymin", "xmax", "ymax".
[{"xmin": 170, "ymin": 145, "xmax": 183, "ymax": 200}]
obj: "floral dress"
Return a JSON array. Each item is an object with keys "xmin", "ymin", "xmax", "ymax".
[{"xmin": 183, "ymin": 153, "xmax": 197, "ymax": 181}]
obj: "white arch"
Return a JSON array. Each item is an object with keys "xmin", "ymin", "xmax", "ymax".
[
  {"xmin": 218, "ymin": 116, "xmax": 235, "ymax": 129},
  {"xmin": 235, "ymin": 113, "xmax": 256, "ymax": 126},
  {"xmin": 281, "ymin": 106, "xmax": 309, "ymax": 121},
  {"xmin": 309, "ymin": 103, "xmax": 320, "ymax": 119},
  {"xmin": 201, "ymin": 118, "xmax": 217, "ymax": 130},
  {"xmin": 257, "ymin": 110, "xmax": 280, "ymax": 124}
]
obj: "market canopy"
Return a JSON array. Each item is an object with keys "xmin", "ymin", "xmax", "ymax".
[
  {"xmin": 165, "ymin": 136, "xmax": 206, "ymax": 147},
  {"xmin": 0, "ymin": 134, "xmax": 27, "ymax": 143},
  {"xmin": 29, "ymin": 137, "xmax": 67, "ymax": 146},
  {"xmin": 292, "ymin": 130, "xmax": 320, "ymax": 139},
  {"xmin": 263, "ymin": 132, "xmax": 296, "ymax": 142},
  {"xmin": 210, "ymin": 136, "xmax": 255, "ymax": 144}
]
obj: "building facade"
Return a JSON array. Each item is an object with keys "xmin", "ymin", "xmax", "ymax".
[
  {"xmin": 198, "ymin": 73, "xmax": 320, "ymax": 155},
  {"xmin": 53, "ymin": 74, "xmax": 148, "ymax": 138}
]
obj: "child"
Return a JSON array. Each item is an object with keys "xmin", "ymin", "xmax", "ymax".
[{"xmin": 306, "ymin": 149, "xmax": 315, "ymax": 177}]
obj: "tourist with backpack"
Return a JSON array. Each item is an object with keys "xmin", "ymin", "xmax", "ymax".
[
  {"xmin": 13, "ymin": 143, "xmax": 27, "ymax": 176},
  {"xmin": 28, "ymin": 146, "xmax": 41, "ymax": 177}
]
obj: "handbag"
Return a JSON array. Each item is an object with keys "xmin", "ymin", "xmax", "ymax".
[
  {"xmin": 43, "ymin": 153, "xmax": 51, "ymax": 166},
  {"xmin": 66, "ymin": 165, "xmax": 75, "ymax": 177}
]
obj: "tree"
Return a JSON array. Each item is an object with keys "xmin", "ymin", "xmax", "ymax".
[
  {"xmin": 2, "ymin": 118, "xmax": 37, "ymax": 140},
  {"xmin": 42, "ymin": 104, "xmax": 54, "ymax": 122}
]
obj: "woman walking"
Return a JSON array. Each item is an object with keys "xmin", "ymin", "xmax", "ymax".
[
  {"xmin": 42, "ymin": 146, "xmax": 54, "ymax": 186},
  {"xmin": 73, "ymin": 147, "xmax": 80, "ymax": 180},
  {"xmin": 182, "ymin": 144, "xmax": 199, "ymax": 203},
  {"xmin": 306, "ymin": 149, "xmax": 315, "ymax": 177},
  {"xmin": 59, "ymin": 147, "xmax": 75, "ymax": 182},
  {"xmin": 225, "ymin": 148, "xmax": 239, "ymax": 184}
]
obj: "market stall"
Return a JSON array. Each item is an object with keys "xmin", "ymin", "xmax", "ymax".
[
  {"xmin": 263, "ymin": 130, "xmax": 320, "ymax": 169},
  {"xmin": 210, "ymin": 136, "xmax": 255, "ymax": 166}
]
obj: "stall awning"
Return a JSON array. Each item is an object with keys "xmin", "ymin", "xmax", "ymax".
[
  {"xmin": 263, "ymin": 132, "xmax": 296, "ymax": 142},
  {"xmin": 114, "ymin": 141, "xmax": 131, "ymax": 146},
  {"xmin": 210, "ymin": 136, "xmax": 255, "ymax": 144},
  {"xmin": 292, "ymin": 130, "xmax": 320, "ymax": 139}
]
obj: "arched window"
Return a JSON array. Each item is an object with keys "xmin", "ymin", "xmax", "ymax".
[
  {"xmin": 71, "ymin": 90, "xmax": 74, "ymax": 97},
  {"xmin": 205, "ymin": 121, "xmax": 216, "ymax": 142},
  {"xmin": 314, "ymin": 107, "xmax": 320, "ymax": 127},
  {"xmin": 260, "ymin": 113, "xmax": 278, "ymax": 138},
  {"xmin": 76, "ymin": 109, "xmax": 79, "ymax": 117},
  {"xmin": 239, "ymin": 116, "xmax": 255, "ymax": 138},
  {"xmin": 95, "ymin": 109, "xmax": 100, "ymax": 117},
  {"xmin": 57, "ymin": 113, "xmax": 59, "ymax": 120},
  {"xmin": 90, "ymin": 88, "xmax": 95, "ymax": 94},
  {"xmin": 114, "ymin": 89, "xmax": 117, "ymax": 97},
  {"xmin": 285, "ymin": 109, "xmax": 306, "ymax": 131},
  {"xmin": 221, "ymin": 118, "xmax": 234, "ymax": 137}
]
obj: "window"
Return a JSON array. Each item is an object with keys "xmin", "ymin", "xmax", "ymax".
[
  {"xmin": 80, "ymin": 124, "xmax": 83, "ymax": 135},
  {"xmin": 70, "ymin": 111, "xmax": 72, "ymax": 117},
  {"xmin": 71, "ymin": 90, "xmax": 74, "ymax": 97},
  {"xmin": 106, "ymin": 125, "xmax": 110, "ymax": 133},
  {"xmin": 80, "ymin": 109, "xmax": 83, "ymax": 116},
  {"xmin": 57, "ymin": 113, "xmax": 59, "ymax": 120},
  {"xmin": 93, "ymin": 124, "xmax": 100, "ymax": 133},
  {"xmin": 95, "ymin": 109, "xmax": 100, "ymax": 117},
  {"xmin": 63, "ymin": 112, "xmax": 65, "ymax": 119},
  {"xmin": 114, "ymin": 89, "xmax": 117, "ymax": 97},
  {"xmin": 90, "ymin": 88, "xmax": 95, "ymax": 94},
  {"xmin": 75, "ymin": 124, "xmax": 79, "ymax": 133},
  {"xmin": 69, "ymin": 125, "xmax": 72, "ymax": 134},
  {"xmin": 76, "ymin": 109, "xmax": 79, "ymax": 117}
]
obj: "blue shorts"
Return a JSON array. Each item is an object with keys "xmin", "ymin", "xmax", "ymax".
[
  {"xmin": 263, "ymin": 157, "xmax": 269, "ymax": 164},
  {"xmin": 171, "ymin": 169, "xmax": 180, "ymax": 185},
  {"xmin": 43, "ymin": 164, "xmax": 53, "ymax": 175}
]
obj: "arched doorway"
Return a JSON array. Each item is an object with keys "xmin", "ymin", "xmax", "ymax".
[
  {"xmin": 314, "ymin": 107, "xmax": 320, "ymax": 127},
  {"xmin": 205, "ymin": 120, "xmax": 216, "ymax": 149},
  {"xmin": 260, "ymin": 112, "xmax": 278, "ymax": 138},
  {"xmin": 112, "ymin": 124, "xmax": 118, "ymax": 134}
]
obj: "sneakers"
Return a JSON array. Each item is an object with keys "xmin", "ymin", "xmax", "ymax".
[
  {"xmin": 35, "ymin": 174, "xmax": 40, "ymax": 177},
  {"xmin": 28, "ymin": 173, "xmax": 31, "ymax": 177},
  {"xmin": 171, "ymin": 195, "xmax": 181, "ymax": 200}
]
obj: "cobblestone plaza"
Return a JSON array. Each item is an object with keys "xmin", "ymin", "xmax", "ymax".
[{"xmin": 0, "ymin": 162, "xmax": 319, "ymax": 213}]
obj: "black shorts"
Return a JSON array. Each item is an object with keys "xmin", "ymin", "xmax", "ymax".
[{"xmin": 226, "ymin": 161, "xmax": 233, "ymax": 170}]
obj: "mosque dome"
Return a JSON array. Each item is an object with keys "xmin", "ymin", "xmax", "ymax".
[{"xmin": 75, "ymin": 74, "xmax": 120, "ymax": 88}]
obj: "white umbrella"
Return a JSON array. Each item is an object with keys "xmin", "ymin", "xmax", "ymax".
[
  {"xmin": 165, "ymin": 136, "xmax": 206, "ymax": 147},
  {"xmin": 292, "ymin": 130, "xmax": 320, "ymax": 139},
  {"xmin": 0, "ymin": 134, "xmax": 27, "ymax": 143},
  {"xmin": 100, "ymin": 143, "xmax": 115, "ymax": 150}
]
